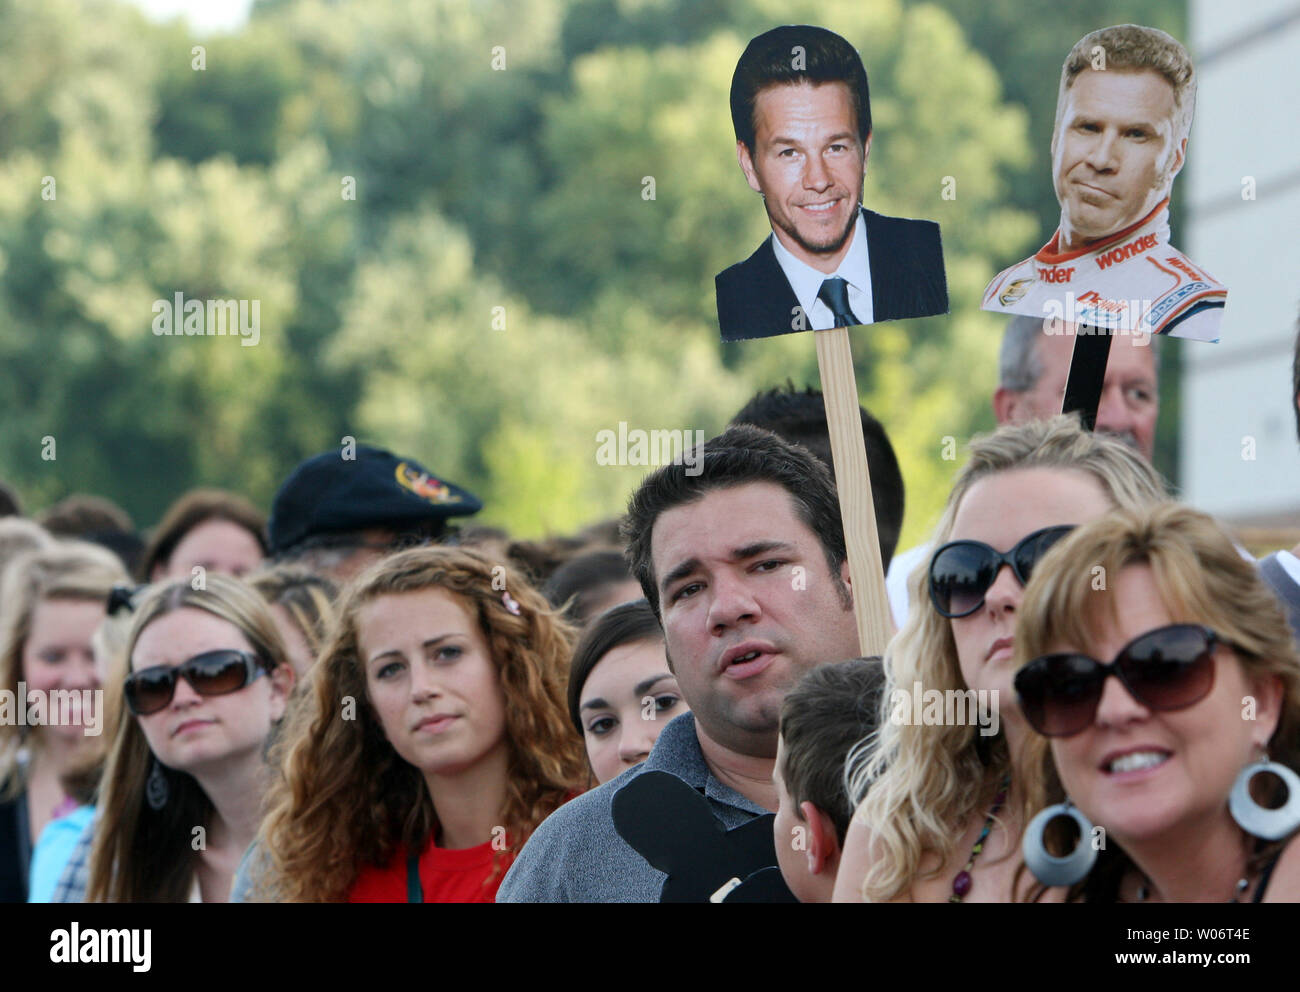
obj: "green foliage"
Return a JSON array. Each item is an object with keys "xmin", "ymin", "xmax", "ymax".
[
  {"xmin": 326, "ymin": 207, "xmax": 750, "ymax": 535},
  {"xmin": 0, "ymin": 0, "xmax": 158, "ymax": 161},
  {"xmin": 2, "ymin": 0, "xmax": 1171, "ymax": 557},
  {"xmin": 153, "ymin": 23, "xmax": 305, "ymax": 166},
  {"xmin": 0, "ymin": 128, "xmax": 353, "ymax": 521}
]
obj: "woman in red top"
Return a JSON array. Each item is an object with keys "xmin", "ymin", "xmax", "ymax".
[{"xmin": 258, "ymin": 547, "xmax": 586, "ymax": 902}]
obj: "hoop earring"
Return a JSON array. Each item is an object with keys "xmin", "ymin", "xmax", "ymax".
[
  {"xmin": 146, "ymin": 758, "xmax": 169, "ymax": 811},
  {"xmin": 1229, "ymin": 756, "xmax": 1300, "ymax": 841},
  {"xmin": 1022, "ymin": 799, "xmax": 1096, "ymax": 887}
]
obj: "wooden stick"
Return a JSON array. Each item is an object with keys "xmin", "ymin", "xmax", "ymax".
[{"xmin": 814, "ymin": 325, "xmax": 892, "ymax": 657}]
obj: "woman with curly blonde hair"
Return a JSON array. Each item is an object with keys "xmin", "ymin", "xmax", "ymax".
[
  {"xmin": 832, "ymin": 415, "xmax": 1168, "ymax": 902},
  {"xmin": 251, "ymin": 546, "xmax": 587, "ymax": 902}
]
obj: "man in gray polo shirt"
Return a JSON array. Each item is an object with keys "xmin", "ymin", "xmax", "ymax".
[{"xmin": 497, "ymin": 424, "xmax": 864, "ymax": 901}]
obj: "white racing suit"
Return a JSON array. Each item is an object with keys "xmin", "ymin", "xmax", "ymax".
[{"xmin": 982, "ymin": 200, "xmax": 1226, "ymax": 342}]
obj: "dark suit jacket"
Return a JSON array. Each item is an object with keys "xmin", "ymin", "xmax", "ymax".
[{"xmin": 715, "ymin": 207, "xmax": 948, "ymax": 342}]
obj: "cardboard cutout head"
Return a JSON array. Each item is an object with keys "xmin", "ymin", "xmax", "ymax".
[
  {"xmin": 980, "ymin": 25, "xmax": 1226, "ymax": 343},
  {"xmin": 715, "ymin": 25, "xmax": 948, "ymax": 341}
]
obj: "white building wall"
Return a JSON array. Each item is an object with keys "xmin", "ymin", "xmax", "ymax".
[{"xmin": 1183, "ymin": 1, "xmax": 1300, "ymax": 525}]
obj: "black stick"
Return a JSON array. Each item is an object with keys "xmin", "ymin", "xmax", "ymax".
[{"xmin": 1061, "ymin": 327, "xmax": 1112, "ymax": 431}]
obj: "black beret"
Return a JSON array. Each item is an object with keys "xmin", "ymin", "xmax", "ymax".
[{"xmin": 268, "ymin": 444, "xmax": 482, "ymax": 554}]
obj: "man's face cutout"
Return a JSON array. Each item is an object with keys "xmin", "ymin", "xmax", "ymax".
[
  {"xmin": 737, "ymin": 81, "xmax": 870, "ymax": 273},
  {"xmin": 1051, "ymin": 68, "xmax": 1185, "ymax": 247}
]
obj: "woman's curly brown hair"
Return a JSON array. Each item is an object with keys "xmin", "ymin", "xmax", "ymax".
[{"xmin": 256, "ymin": 546, "xmax": 587, "ymax": 901}]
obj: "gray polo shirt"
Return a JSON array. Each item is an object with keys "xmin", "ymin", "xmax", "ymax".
[{"xmin": 496, "ymin": 711, "xmax": 770, "ymax": 902}]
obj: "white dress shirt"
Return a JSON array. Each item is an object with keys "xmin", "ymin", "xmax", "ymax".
[
  {"xmin": 885, "ymin": 541, "xmax": 929, "ymax": 631},
  {"xmin": 770, "ymin": 210, "xmax": 874, "ymax": 330}
]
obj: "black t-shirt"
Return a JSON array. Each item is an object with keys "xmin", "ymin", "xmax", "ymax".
[{"xmin": 0, "ymin": 783, "xmax": 30, "ymax": 902}]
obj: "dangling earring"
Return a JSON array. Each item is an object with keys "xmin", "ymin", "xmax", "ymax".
[
  {"xmin": 146, "ymin": 758, "xmax": 169, "ymax": 811},
  {"xmin": 1229, "ymin": 754, "xmax": 1300, "ymax": 841},
  {"xmin": 1022, "ymin": 799, "xmax": 1096, "ymax": 887},
  {"xmin": 974, "ymin": 728, "xmax": 993, "ymax": 767}
]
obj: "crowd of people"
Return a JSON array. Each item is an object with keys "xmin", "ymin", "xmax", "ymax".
[
  {"xmin": 1, "ymin": 302, "xmax": 1298, "ymax": 904},
  {"xmin": 1, "ymin": 17, "xmax": 1294, "ymax": 905}
]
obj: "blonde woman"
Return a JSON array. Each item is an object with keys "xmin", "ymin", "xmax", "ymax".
[
  {"xmin": 86, "ymin": 575, "xmax": 294, "ymax": 902},
  {"xmin": 833, "ymin": 416, "xmax": 1168, "ymax": 902},
  {"xmin": 0, "ymin": 543, "xmax": 125, "ymax": 902},
  {"xmin": 1014, "ymin": 504, "xmax": 1300, "ymax": 901},
  {"xmin": 28, "ymin": 584, "xmax": 138, "ymax": 902},
  {"xmin": 0, "ymin": 517, "xmax": 54, "ymax": 600}
]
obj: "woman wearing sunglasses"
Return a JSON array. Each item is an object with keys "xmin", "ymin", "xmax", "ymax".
[
  {"xmin": 86, "ymin": 575, "xmax": 294, "ymax": 902},
  {"xmin": 250, "ymin": 547, "xmax": 586, "ymax": 902},
  {"xmin": 833, "ymin": 415, "xmax": 1168, "ymax": 902},
  {"xmin": 1014, "ymin": 504, "xmax": 1300, "ymax": 901}
]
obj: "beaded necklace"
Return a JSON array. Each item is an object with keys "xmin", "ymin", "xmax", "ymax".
[
  {"xmin": 950, "ymin": 775, "xmax": 1010, "ymax": 903},
  {"xmin": 1135, "ymin": 874, "xmax": 1251, "ymax": 902}
]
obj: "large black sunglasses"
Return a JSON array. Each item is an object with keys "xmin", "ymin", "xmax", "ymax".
[
  {"xmin": 928, "ymin": 525, "xmax": 1075, "ymax": 619},
  {"xmin": 1014, "ymin": 623, "xmax": 1221, "ymax": 738},
  {"xmin": 124, "ymin": 649, "xmax": 269, "ymax": 717}
]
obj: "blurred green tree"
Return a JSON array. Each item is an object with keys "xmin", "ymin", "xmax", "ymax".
[{"xmin": 0, "ymin": 0, "xmax": 1098, "ymax": 556}]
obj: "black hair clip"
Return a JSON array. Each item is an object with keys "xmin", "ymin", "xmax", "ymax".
[{"xmin": 106, "ymin": 583, "xmax": 146, "ymax": 616}]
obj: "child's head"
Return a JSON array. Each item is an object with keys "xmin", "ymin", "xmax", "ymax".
[{"xmin": 774, "ymin": 657, "xmax": 884, "ymax": 902}]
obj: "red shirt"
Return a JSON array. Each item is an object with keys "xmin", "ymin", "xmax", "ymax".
[{"xmin": 348, "ymin": 838, "xmax": 511, "ymax": 903}]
